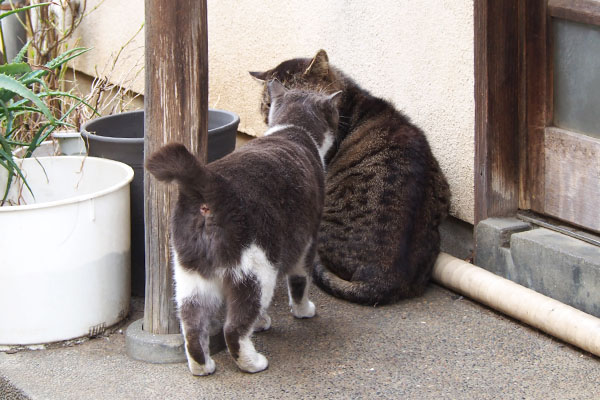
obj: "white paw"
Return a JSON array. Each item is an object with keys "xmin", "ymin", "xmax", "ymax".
[
  {"xmin": 188, "ymin": 356, "xmax": 216, "ymax": 376},
  {"xmin": 292, "ymin": 300, "xmax": 316, "ymax": 319},
  {"xmin": 254, "ymin": 313, "xmax": 272, "ymax": 332},
  {"xmin": 236, "ymin": 351, "xmax": 269, "ymax": 374}
]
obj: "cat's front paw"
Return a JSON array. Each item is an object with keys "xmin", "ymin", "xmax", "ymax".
[
  {"xmin": 236, "ymin": 352, "xmax": 269, "ymax": 374},
  {"xmin": 188, "ymin": 356, "xmax": 216, "ymax": 376},
  {"xmin": 292, "ymin": 300, "xmax": 316, "ymax": 319}
]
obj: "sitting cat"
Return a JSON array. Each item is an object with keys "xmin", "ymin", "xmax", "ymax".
[
  {"xmin": 250, "ymin": 50, "xmax": 451, "ymax": 306},
  {"xmin": 145, "ymin": 80, "xmax": 341, "ymax": 375}
]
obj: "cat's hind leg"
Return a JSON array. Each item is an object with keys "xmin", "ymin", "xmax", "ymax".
[
  {"xmin": 286, "ymin": 241, "xmax": 317, "ymax": 319},
  {"xmin": 179, "ymin": 297, "xmax": 222, "ymax": 376},
  {"xmin": 224, "ymin": 244, "xmax": 277, "ymax": 373},
  {"xmin": 174, "ymin": 259, "xmax": 223, "ymax": 376}
]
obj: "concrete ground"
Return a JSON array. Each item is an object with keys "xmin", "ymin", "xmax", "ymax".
[{"xmin": 1, "ymin": 282, "xmax": 599, "ymax": 400}]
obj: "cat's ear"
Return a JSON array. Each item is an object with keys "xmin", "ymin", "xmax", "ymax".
[
  {"xmin": 267, "ymin": 79, "xmax": 287, "ymax": 99},
  {"xmin": 304, "ymin": 49, "xmax": 329, "ymax": 78},
  {"xmin": 249, "ymin": 70, "xmax": 269, "ymax": 81},
  {"xmin": 327, "ymin": 90, "xmax": 343, "ymax": 105}
]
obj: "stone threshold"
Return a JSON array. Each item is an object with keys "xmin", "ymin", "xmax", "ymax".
[{"xmin": 475, "ymin": 217, "xmax": 600, "ymax": 318}]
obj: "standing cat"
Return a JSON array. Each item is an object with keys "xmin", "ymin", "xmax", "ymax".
[
  {"xmin": 250, "ymin": 50, "xmax": 451, "ymax": 306},
  {"xmin": 145, "ymin": 80, "xmax": 341, "ymax": 375}
]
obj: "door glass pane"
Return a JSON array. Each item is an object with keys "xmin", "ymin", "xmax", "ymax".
[{"xmin": 553, "ymin": 18, "xmax": 600, "ymax": 139}]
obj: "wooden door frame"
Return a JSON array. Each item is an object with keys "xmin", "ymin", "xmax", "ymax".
[
  {"xmin": 474, "ymin": 0, "xmax": 522, "ymax": 225},
  {"xmin": 475, "ymin": 0, "xmax": 600, "ymax": 228}
]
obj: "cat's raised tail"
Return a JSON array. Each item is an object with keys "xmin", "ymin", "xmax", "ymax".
[{"xmin": 145, "ymin": 143, "xmax": 221, "ymax": 204}]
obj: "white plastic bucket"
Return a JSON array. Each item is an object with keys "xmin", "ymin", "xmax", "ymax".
[
  {"xmin": 0, "ymin": 156, "xmax": 134, "ymax": 345},
  {"xmin": 51, "ymin": 131, "xmax": 87, "ymax": 155}
]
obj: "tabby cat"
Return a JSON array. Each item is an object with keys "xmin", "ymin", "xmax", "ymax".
[
  {"xmin": 250, "ymin": 50, "xmax": 451, "ymax": 306},
  {"xmin": 145, "ymin": 80, "xmax": 340, "ymax": 375}
]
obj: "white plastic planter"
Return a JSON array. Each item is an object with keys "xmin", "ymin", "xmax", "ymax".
[
  {"xmin": 0, "ymin": 156, "xmax": 134, "ymax": 345},
  {"xmin": 11, "ymin": 140, "xmax": 56, "ymax": 158}
]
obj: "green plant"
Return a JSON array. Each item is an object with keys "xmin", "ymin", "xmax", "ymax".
[
  {"xmin": 26, "ymin": 0, "xmax": 89, "ymax": 122},
  {"xmin": 0, "ymin": 3, "xmax": 94, "ymax": 205}
]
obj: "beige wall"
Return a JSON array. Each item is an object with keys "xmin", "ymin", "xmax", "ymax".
[
  {"xmin": 208, "ymin": 1, "xmax": 475, "ymax": 223},
  {"xmin": 70, "ymin": 0, "xmax": 475, "ymax": 223},
  {"xmin": 71, "ymin": 0, "xmax": 145, "ymax": 95}
]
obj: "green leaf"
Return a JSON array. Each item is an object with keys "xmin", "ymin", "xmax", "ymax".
[
  {"xmin": 0, "ymin": 98, "xmax": 13, "ymax": 133},
  {"xmin": 0, "ymin": 42, "xmax": 91, "ymax": 200},
  {"xmin": 4, "ymin": 139, "xmax": 30, "ymax": 146},
  {"xmin": 24, "ymin": 123, "xmax": 52, "ymax": 158},
  {"xmin": 11, "ymin": 40, "xmax": 30, "ymax": 63},
  {"xmin": 0, "ymin": 166, "xmax": 13, "ymax": 205},
  {"xmin": 0, "ymin": 73, "xmax": 55, "ymax": 123},
  {"xmin": 0, "ymin": 143, "xmax": 33, "ymax": 201},
  {"xmin": 0, "ymin": 62, "xmax": 31, "ymax": 76},
  {"xmin": 0, "ymin": 122, "xmax": 13, "ymax": 154},
  {"xmin": 5, "ymin": 97, "xmax": 43, "ymax": 112},
  {"xmin": 22, "ymin": 77, "xmax": 49, "ymax": 92},
  {"xmin": 17, "ymin": 48, "xmax": 91, "ymax": 84},
  {"xmin": 0, "ymin": 3, "xmax": 51, "ymax": 21},
  {"xmin": 8, "ymin": 104, "xmax": 47, "ymax": 114},
  {"xmin": 45, "ymin": 47, "xmax": 91, "ymax": 70}
]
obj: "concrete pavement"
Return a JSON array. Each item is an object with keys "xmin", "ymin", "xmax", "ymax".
[{"xmin": 1, "ymin": 282, "xmax": 599, "ymax": 399}]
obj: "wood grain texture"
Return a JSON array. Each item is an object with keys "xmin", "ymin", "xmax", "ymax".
[
  {"xmin": 521, "ymin": 0, "xmax": 549, "ymax": 212},
  {"xmin": 474, "ymin": 0, "xmax": 520, "ymax": 225},
  {"xmin": 549, "ymin": 0, "xmax": 600, "ymax": 26},
  {"xmin": 544, "ymin": 127, "xmax": 600, "ymax": 232},
  {"xmin": 144, "ymin": 0, "xmax": 208, "ymax": 334},
  {"xmin": 518, "ymin": 0, "xmax": 528, "ymax": 210}
]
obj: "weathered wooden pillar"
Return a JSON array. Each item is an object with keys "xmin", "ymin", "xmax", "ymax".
[{"xmin": 144, "ymin": 0, "xmax": 208, "ymax": 334}]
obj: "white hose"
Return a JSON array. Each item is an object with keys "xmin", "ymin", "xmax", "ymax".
[{"xmin": 432, "ymin": 252, "xmax": 600, "ymax": 357}]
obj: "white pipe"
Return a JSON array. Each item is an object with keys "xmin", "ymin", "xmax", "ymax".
[{"xmin": 432, "ymin": 252, "xmax": 600, "ymax": 357}]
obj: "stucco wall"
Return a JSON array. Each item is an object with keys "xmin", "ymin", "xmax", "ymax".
[
  {"xmin": 70, "ymin": 0, "xmax": 475, "ymax": 223},
  {"xmin": 71, "ymin": 0, "xmax": 145, "ymax": 95},
  {"xmin": 207, "ymin": 1, "xmax": 475, "ymax": 223}
]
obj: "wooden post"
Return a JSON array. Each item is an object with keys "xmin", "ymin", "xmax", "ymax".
[{"xmin": 144, "ymin": 0, "xmax": 208, "ymax": 334}]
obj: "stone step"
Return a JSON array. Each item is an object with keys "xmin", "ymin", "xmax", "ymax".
[{"xmin": 475, "ymin": 217, "xmax": 600, "ymax": 317}]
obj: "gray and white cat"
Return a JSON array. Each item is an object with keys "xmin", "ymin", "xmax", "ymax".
[{"xmin": 145, "ymin": 80, "xmax": 341, "ymax": 375}]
